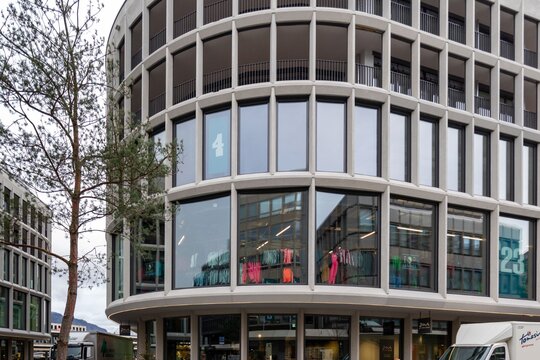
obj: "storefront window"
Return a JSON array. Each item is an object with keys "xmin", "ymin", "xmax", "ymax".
[
  {"xmin": 30, "ymin": 296, "xmax": 41, "ymax": 332},
  {"xmin": 199, "ymin": 315, "xmax": 240, "ymax": 360},
  {"xmin": 174, "ymin": 195, "xmax": 230, "ymax": 288},
  {"xmin": 359, "ymin": 318, "xmax": 403, "ymax": 360},
  {"xmin": 316, "ymin": 191, "xmax": 379, "ymax": 287},
  {"xmin": 355, "ymin": 104, "xmax": 379, "ymax": 176},
  {"xmin": 13, "ymin": 290, "xmax": 25, "ymax": 330},
  {"xmin": 132, "ymin": 218, "xmax": 165, "ymax": 294},
  {"xmin": 0, "ymin": 287, "xmax": 8, "ymax": 328},
  {"xmin": 305, "ymin": 315, "xmax": 350, "ymax": 360},
  {"xmin": 248, "ymin": 315, "xmax": 296, "ymax": 360},
  {"xmin": 204, "ymin": 108, "xmax": 231, "ymax": 179},
  {"xmin": 165, "ymin": 317, "xmax": 191, "ymax": 360},
  {"xmin": 146, "ymin": 320, "xmax": 157, "ymax": 359},
  {"xmin": 238, "ymin": 191, "xmax": 307, "ymax": 284},
  {"xmin": 11, "ymin": 341, "xmax": 24, "ymax": 360},
  {"xmin": 277, "ymin": 101, "xmax": 308, "ymax": 171},
  {"xmin": 499, "ymin": 216, "xmax": 535, "ymax": 300},
  {"xmin": 317, "ymin": 101, "xmax": 345, "ymax": 172},
  {"xmin": 412, "ymin": 320, "xmax": 451, "ymax": 360},
  {"xmin": 239, "ymin": 103, "xmax": 269, "ymax": 174},
  {"xmin": 175, "ymin": 117, "xmax": 196, "ymax": 186},
  {"xmin": 389, "ymin": 198, "xmax": 436, "ymax": 291},
  {"xmin": 447, "ymin": 207, "xmax": 488, "ymax": 296}
]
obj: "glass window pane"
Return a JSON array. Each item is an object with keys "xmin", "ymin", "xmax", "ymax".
[
  {"xmin": 418, "ymin": 119, "xmax": 437, "ymax": 187},
  {"xmin": 175, "ymin": 195, "xmax": 230, "ymax": 288},
  {"xmin": 200, "ymin": 315, "xmax": 240, "ymax": 360},
  {"xmin": 165, "ymin": 317, "xmax": 191, "ymax": 360},
  {"xmin": 146, "ymin": 320, "xmax": 157, "ymax": 358},
  {"xmin": 0, "ymin": 287, "xmax": 8, "ymax": 328},
  {"xmin": 499, "ymin": 138, "xmax": 514, "ymax": 201},
  {"xmin": 317, "ymin": 101, "xmax": 345, "ymax": 172},
  {"xmin": 305, "ymin": 315, "xmax": 350, "ymax": 360},
  {"xmin": 30, "ymin": 296, "xmax": 41, "ymax": 332},
  {"xmin": 13, "ymin": 290, "xmax": 25, "ymax": 330},
  {"xmin": 412, "ymin": 320, "xmax": 451, "ymax": 359},
  {"xmin": 447, "ymin": 126, "xmax": 464, "ymax": 192},
  {"xmin": 447, "ymin": 207, "xmax": 488, "ymax": 295},
  {"xmin": 112, "ymin": 234, "xmax": 124, "ymax": 301},
  {"xmin": 204, "ymin": 109, "xmax": 231, "ymax": 179},
  {"xmin": 131, "ymin": 217, "xmax": 165, "ymax": 295},
  {"xmin": 175, "ymin": 118, "xmax": 196, "ymax": 186},
  {"xmin": 238, "ymin": 191, "xmax": 307, "ymax": 284},
  {"xmin": 277, "ymin": 101, "xmax": 307, "ymax": 171},
  {"xmin": 355, "ymin": 105, "xmax": 379, "ymax": 176},
  {"xmin": 389, "ymin": 112, "xmax": 409, "ymax": 181},
  {"xmin": 239, "ymin": 103, "xmax": 269, "ymax": 174},
  {"xmin": 150, "ymin": 129, "xmax": 166, "ymax": 192},
  {"xmin": 389, "ymin": 197, "xmax": 436, "ymax": 291},
  {"xmin": 316, "ymin": 191, "xmax": 379, "ymax": 287},
  {"xmin": 248, "ymin": 315, "xmax": 297, "ymax": 360},
  {"xmin": 474, "ymin": 132, "xmax": 489, "ymax": 196},
  {"xmin": 360, "ymin": 318, "xmax": 403, "ymax": 360},
  {"xmin": 523, "ymin": 144, "xmax": 537, "ymax": 205},
  {"xmin": 499, "ymin": 216, "xmax": 534, "ymax": 300}
]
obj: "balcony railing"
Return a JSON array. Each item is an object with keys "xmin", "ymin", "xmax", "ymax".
[
  {"xmin": 173, "ymin": 79, "xmax": 196, "ymax": 104},
  {"xmin": 204, "ymin": 0, "xmax": 232, "ymax": 24},
  {"xmin": 499, "ymin": 103, "xmax": 514, "ymax": 123},
  {"xmin": 500, "ymin": 39, "xmax": 514, "ymax": 61},
  {"xmin": 149, "ymin": 28, "xmax": 166, "ymax": 54},
  {"xmin": 356, "ymin": 64, "xmax": 381, "ymax": 87},
  {"xmin": 475, "ymin": 31, "xmax": 491, "ymax": 53},
  {"xmin": 524, "ymin": 110, "xmax": 538, "ymax": 130},
  {"xmin": 391, "ymin": 71, "xmax": 411, "ymax": 95},
  {"xmin": 316, "ymin": 59, "xmax": 347, "ymax": 82},
  {"xmin": 448, "ymin": 88, "xmax": 466, "ymax": 110},
  {"xmin": 475, "ymin": 95, "xmax": 491, "ymax": 117},
  {"xmin": 449, "ymin": 19, "xmax": 465, "ymax": 44},
  {"xmin": 420, "ymin": 79, "xmax": 439, "ymax": 103},
  {"xmin": 277, "ymin": 0, "xmax": 310, "ymax": 7},
  {"xmin": 203, "ymin": 68, "xmax": 231, "ymax": 93},
  {"xmin": 174, "ymin": 11, "xmax": 196, "ymax": 38},
  {"xmin": 149, "ymin": 92, "xmax": 166, "ymax": 117},
  {"xmin": 131, "ymin": 48, "xmax": 142, "ymax": 69},
  {"xmin": 391, "ymin": 1, "xmax": 411, "ymax": 26},
  {"xmin": 524, "ymin": 49, "xmax": 538, "ymax": 68},
  {"xmin": 239, "ymin": 0, "xmax": 271, "ymax": 14},
  {"xmin": 238, "ymin": 62, "xmax": 270, "ymax": 86},
  {"xmin": 356, "ymin": 0, "xmax": 382, "ymax": 15},
  {"xmin": 277, "ymin": 59, "xmax": 309, "ymax": 81},
  {"xmin": 421, "ymin": 11, "xmax": 439, "ymax": 35},
  {"xmin": 317, "ymin": 0, "xmax": 348, "ymax": 9}
]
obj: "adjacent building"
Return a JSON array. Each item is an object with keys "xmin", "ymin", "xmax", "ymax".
[{"xmin": 106, "ymin": 0, "xmax": 540, "ymax": 359}]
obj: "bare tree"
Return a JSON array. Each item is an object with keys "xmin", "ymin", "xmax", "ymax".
[{"xmin": 0, "ymin": 0, "xmax": 172, "ymax": 359}]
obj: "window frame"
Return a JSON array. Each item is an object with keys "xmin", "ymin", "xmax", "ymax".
[
  {"xmin": 389, "ymin": 108, "xmax": 411, "ymax": 182},
  {"xmin": 173, "ymin": 112, "xmax": 197, "ymax": 187},
  {"xmin": 354, "ymin": 101, "xmax": 381, "ymax": 177},
  {"xmin": 238, "ymin": 98, "xmax": 270, "ymax": 175},
  {"xmin": 316, "ymin": 98, "xmax": 347, "ymax": 173},
  {"xmin": 276, "ymin": 97, "xmax": 309, "ymax": 172},
  {"xmin": 447, "ymin": 122, "xmax": 466, "ymax": 192},
  {"xmin": 418, "ymin": 115, "xmax": 439, "ymax": 187}
]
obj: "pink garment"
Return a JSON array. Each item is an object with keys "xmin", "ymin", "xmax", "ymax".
[
  {"xmin": 282, "ymin": 248, "xmax": 293, "ymax": 264},
  {"xmin": 248, "ymin": 262, "xmax": 261, "ymax": 284},
  {"xmin": 328, "ymin": 253, "xmax": 339, "ymax": 284}
]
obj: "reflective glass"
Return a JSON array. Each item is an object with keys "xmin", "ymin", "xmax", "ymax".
[
  {"xmin": 132, "ymin": 218, "xmax": 165, "ymax": 294},
  {"xmin": 0, "ymin": 287, "xmax": 7, "ymax": 328},
  {"xmin": 389, "ymin": 198, "xmax": 436, "ymax": 291},
  {"xmin": 150, "ymin": 129, "xmax": 166, "ymax": 193},
  {"xmin": 175, "ymin": 195, "xmax": 230, "ymax": 288},
  {"xmin": 389, "ymin": 112, "xmax": 409, "ymax": 181},
  {"xmin": 146, "ymin": 320, "xmax": 157, "ymax": 358},
  {"xmin": 355, "ymin": 105, "xmax": 379, "ymax": 176},
  {"xmin": 238, "ymin": 191, "xmax": 307, "ymax": 284},
  {"xmin": 12, "ymin": 290, "xmax": 25, "ymax": 330},
  {"xmin": 248, "ymin": 315, "xmax": 296, "ymax": 360},
  {"xmin": 447, "ymin": 126, "xmax": 464, "ymax": 192},
  {"xmin": 112, "ymin": 233, "xmax": 123, "ymax": 301},
  {"xmin": 199, "ymin": 315, "xmax": 240, "ymax": 360},
  {"xmin": 239, "ymin": 103, "xmax": 268, "ymax": 174},
  {"xmin": 204, "ymin": 109, "xmax": 230, "ymax": 179},
  {"xmin": 175, "ymin": 118, "xmax": 196, "ymax": 186},
  {"xmin": 360, "ymin": 318, "xmax": 403, "ymax": 360},
  {"xmin": 30, "ymin": 296, "xmax": 41, "ymax": 332},
  {"xmin": 447, "ymin": 207, "xmax": 488, "ymax": 295},
  {"xmin": 412, "ymin": 321, "xmax": 451, "ymax": 360},
  {"xmin": 316, "ymin": 191, "xmax": 379, "ymax": 286},
  {"xmin": 499, "ymin": 138, "xmax": 513, "ymax": 201},
  {"xmin": 418, "ymin": 119, "xmax": 437, "ymax": 187},
  {"xmin": 317, "ymin": 101, "xmax": 345, "ymax": 172},
  {"xmin": 523, "ymin": 144, "xmax": 537, "ymax": 205},
  {"xmin": 305, "ymin": 315, "xmax": 350, "ymax": 360},
  {"xmin": 165, "ymin": 317, "xmax": 191, "ymax": 360},
  {"xmin": 473, "ymin": 132, "xmax": 489, "ymax": 196},
  {"xmin": 277, "ymin": 101, "xmax": 307, "ymax": 171},
  {"xmin": 499, "ymin": 216, "xmax": 534, "ymax": 299}
]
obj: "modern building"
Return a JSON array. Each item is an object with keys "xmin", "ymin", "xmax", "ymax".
[
  {"xmin": 0, "ymin": 172, "xmax": 52, "ymax": 359},
  {"xmin": 106, "ymin": 0, "xmax": 540, "ymax": 359}
]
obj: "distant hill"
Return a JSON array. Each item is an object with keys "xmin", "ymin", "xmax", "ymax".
[{"xmin": 51, "ymin": 312, "xmax": 108, "ymax": 333}]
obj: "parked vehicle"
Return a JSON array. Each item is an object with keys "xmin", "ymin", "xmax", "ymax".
[
  {"xmin": 439, "ymin": 322, "xmax": 540, "ymax": 360},
  {"xmin": 50, "ymin": 332, "xmax": 133, "ymax": 360}
]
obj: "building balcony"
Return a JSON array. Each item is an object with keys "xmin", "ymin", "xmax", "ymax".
[
  {"xmin": 475, "ymin": 31, "xmax": 491, "ymax": 53},
  {"xmin": 316, "ymin": 59, "xmax": 347, "ymax": 82},
  {"xmin": 131, "ymin": 49, "xmax": 142, "ymax": 70},
  {"xmin": 277, "ymin": 0, "xmax": 310, "ymax": 7},
  {"xmin": 524, "ymin": 49, "xmax": 538, "ymax": 68},
  {"xmin": 173, "ymin": 79, "xmax": 196, "ymax": 104},
  {"xmin": 203, "ymin": 68, "xmax": 231, "ymax": 94},
  {"xmin": 149, "ymin": 28, "xmax": 166, "ymax": 54},
  {"xmin": 239, "ymin": 0, "xmax": 271, "ymax": 14},
  {"xmin": 391, "ymin": 71, "xmax": 411, "ymax": 96},
  {"xmin": 448, "ymin": 88, "xmax": 466, "ymax": 110},
  {"xmin": 420, "ymin": 79, "xmax": 439, "ymax": 103},
  {"xmin": 277, "ymin": 59, "xmax": 309, "ymax": 81},
  {"xmin": 391, "ymin": 1, "xmax": 411, "ymax": 26},
  {"xmin": 449, "ymin": 19, "xmax": 465, "ymax": 44},
  {"xmin": 524, "ymin": 110, "xmax": 538, "ymax": 130},
  {"xmin": 174, "ymin": 11, "xmax": 196, "ymax": 38},
  {"xmin": 499, "ymin": 103, "xmax": 514, "ymax": 123},
  {"xmin": 317, "ymin": 0, "xmax": 348, "ymax": 9},
  {"xmin": 204, "ymin": 0, "xmax": 232, "ymax": 25},
  {"xmin": 238, "ymin": 62, "xmax": 270, "ymax": 86},
  {"xmin": 421, "ymin": 11, "xmax": 439, "ymax": 35},
  {"xmin": 475, "ymin": 95, "xmax": 491, "ymax": 117},
  {"xmin": 355, "ymin": 64, "xmax": 381, "ymax": 87},
  {"xmin": 500, "ymin": 39, "xmax": 514, "ymax": 61},
  {"xmin": 149, "ymin": 92, "xmax": 166, "ymax": 117},
  {"xmin": 356, "ymin": 0, "xmax": 382, "ymax": 15}
]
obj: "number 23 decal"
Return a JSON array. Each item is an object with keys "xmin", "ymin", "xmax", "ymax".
[{"xmin": 500, "ymin": 246, "xmax": 525, "ymax": 275}]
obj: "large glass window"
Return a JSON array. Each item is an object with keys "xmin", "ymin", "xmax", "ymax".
[
  {"xmin": 447, "ymin": 125, "xmax": 465, "ymax": 192},
  {"xmin": 239, "ymin": 103, "xmax": 269, "ymax": 174},
  {"xmin": 447, "ymin": 207, "xmax": 488, "ymax": 296},
  {"xmin": 473, "ymin": 131, "xmax": 490, "ymax": 196},
  {"xmin": 131, "ymin": 217, "xmax": 165, "ymax": 294},
  {"xmin": 112, "ymin": 233, "xmax": 124, "ymax": 301},
  {"xmin": 316, "ymin": 190, "xmax": 379, "ymax": 287},
  {"xmin": 2, "ymin": 250, "xmax": 9, "ymax": 281},
  {"xmin": 499, "ymin": 137, "xmax": 514, "ymax": 201},
  {"xmin": 175, "ymin": 117, "xmax": 196, "ymax": 186},
  {"xmin": 0, "ymin": 287, "xmax": 7, "ymax": 328},
  {"xmin": 418, "ymin": 117, "xmax": 438, "ymax": 187},
  {"xmin": 12, "ymin": 254, "xmax": 18, "ymax": 285},
  {"xmin": 389, "ymin": 198, "xmax": 436, "ymax": 291},
  {"xmin": 174, "ymin": 195, "xmax": 230, "ymax": 288},
  {"xmin": 12, "ymin": 290, "xmax": 25, "ymax": 330},
  {"xmin": 354, "ymin": 104, "xmax": 379, "ymax": 176},
  {"xmin": 305, "ymin": 315, "xmax": 350, "ymax": 360},
  {"xmin": 499, "ymin": 216, "xmax": 535, "ymax": 300},
  {"xmin": 30, "ymin": 296, "xmax": 41, "ymax": 332},
  {"xmin": 204, "ymin": 108, "xmax": 231, "ymax": 179},
  {"xmin": 359, "ymin": 318, "xmax": 403, "ymax": 360},
  {"xmin": 146, "ymin": 320, "xmax": 157, "ymax": 358},
  {"xmin": 277, "ymin": 101, "xmax": 308, "ymax": 171},
  {"xmin": 165, "ymin": 317, "xmax": 191, "ymax": 360},
  {"xmin": 523, "ymin": 143, "xmax": 537, "ymax": 205},
  {"xmin": 150, "ymin": 129, "xmax": 166, "ymax": 192},
  {"xmin": 238, "ymin": 191, "xmax": 307, "ymax": 285},
  {"xmin": 389, "ymin": 111, "xmax": 410, "ymax": 181},
  {"xmin": 248, "ymin": 315, "xmax": 296, "ymax": 360},
  {"xmin": 412, "ymin": 320, "xmax": 451, "ymax": 360},
  {"xmin": 199, "ymin": 315, "xmax": 240, "ymax": 360},
  {"xmin": 317, "ymin": 101, "xmax": 346, "ymax": 172}
]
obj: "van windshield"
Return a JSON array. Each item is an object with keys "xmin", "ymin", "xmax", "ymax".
[
  {"xmin": 66, "ymin": 345, "xmax": 82, "ymax": 359},
  {"xmin": 439, "ymin": 346, "xmax": 490, "ymax": 360}
]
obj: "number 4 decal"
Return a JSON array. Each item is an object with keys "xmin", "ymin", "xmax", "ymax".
[{"xmin": 212, "ymin": 133, "xmax": 224, "ymax": 158}]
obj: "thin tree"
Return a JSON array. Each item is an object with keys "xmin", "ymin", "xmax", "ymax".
[{"xmin": 0, "ymin": 0, "xmax": 172, "ymax": 359}]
